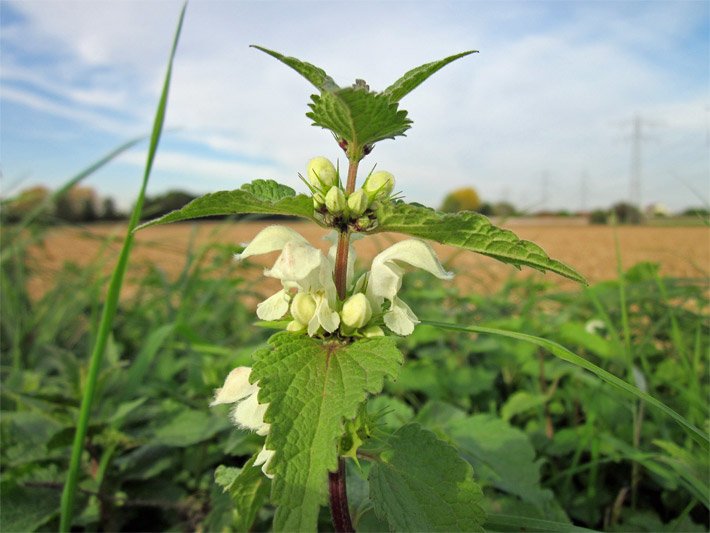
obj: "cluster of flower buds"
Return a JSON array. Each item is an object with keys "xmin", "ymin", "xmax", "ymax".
[
  {"xmin": 285, "ymin": 287, "xmax": 385, "ymax": 338},
  {"xmin": 307, "ymin": 157, "xmax": 395, "ymax": 232}
]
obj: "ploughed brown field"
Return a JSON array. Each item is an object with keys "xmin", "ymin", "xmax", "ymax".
[{"xmin": 27, "ymin": 220, "xmax": 710, "ymax": 299}]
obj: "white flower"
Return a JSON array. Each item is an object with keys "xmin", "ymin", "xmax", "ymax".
[
  {"xmin": 236, "ymin": 226, "xmax": 340, "ymax": 335},
  {"xmin": 211, "ymin": 367, "xmax": 274, "ymax": 478},
  {"xmin": 366, "ymin": 240, "xmax": 453, "ymax": 335},
  {"xmin": 210, "ymin": 367, "xmax": 269, "ymax": 435}
]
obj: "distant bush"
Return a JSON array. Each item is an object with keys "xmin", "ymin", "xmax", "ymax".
[
  {"xmin": 589, "ymin": 209, "xmax": 608, "ymax": 225},
  {"xmin": 142, "ymin": 190, "xmax": 197, "ymax": 219},
  {"xmin": 440, "ymin": 187, "xmax": 481, "ymax": 213},
  {"xmin": 611, "ymin": 202, "xmax": 643, "ymax": 224}
]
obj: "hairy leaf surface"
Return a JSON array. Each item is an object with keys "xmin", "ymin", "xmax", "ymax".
[
  {"xmin": 369, "ymin": 423, "xmax": 486, "ymax": 532},
  {"xmin": 136, "ymin": 179, "xmax": 316, "ymax": 230},
  {"xmin": 383, "ymin": 50, "xmax": 478, "ymax": 102},
  {"xmin": 308, "ymin": 88, "xmax": 411, "ymax": 147},
  {"xmin": 251, "ymin": 333, "xmax": 402, "ymax": 532},
  {"xmin": 373, "ymin": 202, "xmax": 586, "ymax": 283}
]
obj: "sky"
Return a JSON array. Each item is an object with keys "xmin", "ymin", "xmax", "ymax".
[{"xmin": 1, "ymin": 0, "xmax": 708, "ymax": 213}]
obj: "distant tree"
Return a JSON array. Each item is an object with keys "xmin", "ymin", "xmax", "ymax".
[
  {"xmin": 142, "ymin": 190, "xmax": 197, "ymax": 219},
  {"xmin": 682, "ymin": 207, "xmax": 710, "ymax": 217},
  {"xmin": 81, "ymin": 198, "xmax": 98, "ymax": 222},
  {"xmin": 1, "ymin": 186, "xmax": 51, "ymax": 223},
  {"xmin": 54, "ymin": 186, "xmax": 100, "ymax": 223},
  {"xmin": 102, "ymin": 197, "xmax": 122, "ymax": 220},
  {"xmin": 611, "ymin": 202, "xmax": 642, "ymax": 224},
  {"xmin": 478, "ymin": 202, "xmax": 494, "ymax": 216},
  {"xmin": 440, "ymin": 187, "xmax": 481, "ymax": 213}
]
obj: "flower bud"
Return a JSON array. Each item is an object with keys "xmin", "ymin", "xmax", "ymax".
[
  {"xmin": 347, "ymin": 189, "xmax": 369, "ymax": 216},
  {"xmin": 313, "ymin": 192, "xmax": 325, "ymax": 209},
  {"xmin": 363, "ymin": 171, "xmax": 395, "ymax": 198},
  {"xmin": 341, "ymin": 293, "xmax": 372, "ymax": 329},
  {"xmin": 362, "ymin": 325, "xmax": 385, "ymax": 338},
  {"xmin": 307, "ymin": 157, "xmax": 337, "ymax": 189},
  {"xmin": 356, "ymin": 216, "xmax": 373, "ymax": 231},
  {"xmin": 290, "ymin": 292, "xmax": 316, "ymax": 325},
  {"xmin": 325, "ymin": 186, "xmax": 346, "ymax": 214},
  {"xmin": 286, "ymin": 320, "xmax": 306, "ymax": 333}
]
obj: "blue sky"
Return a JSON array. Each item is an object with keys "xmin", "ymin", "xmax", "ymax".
[{"xmin": 1, "ymin": 0, "xmax": 708, "ymax": 212}]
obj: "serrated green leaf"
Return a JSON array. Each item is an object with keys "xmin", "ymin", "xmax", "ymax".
[
  {"xmin": 368, "ymin": 423, "xmax": 486, "ymax": 532},
  {"xmin": 383, "ymin": 50, "xmax": 478, "ymax": 102},
  {"xmin": 136, "ymin": 179, "xmax": 316, "ymax": 230},
  {"xmin": 251, "ymin": 333, "xmax": 403, "ymax": 532},
  {"xmin": 447, "ymin": 414, "xmax": 553, "ymax": 507},
  {"xmin": 373, "ymin": 202, "xmax": 587, "ymax": 283},
  {"xmin": 308, "ymin": 88, "xmax": 411, "ymax": 147},
  {"xmin": 215, "ymin": 456, "xmax": 271, "ymax": 532},
  {"xmin": 251, "ymin": 45, "xmax": 338, "ymax": 92}
]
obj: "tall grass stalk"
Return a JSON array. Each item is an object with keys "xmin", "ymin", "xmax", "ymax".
[
  {"xmin": 58, "ymin": 5, "xmax": 187, "ymax": 530},
  {"xmin": 420, "ymin": 320, "xmax": 709, "ymax": 448}
]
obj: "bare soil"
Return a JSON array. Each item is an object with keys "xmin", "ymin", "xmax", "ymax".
[{"xmin": 26, "ymin": 221, "xmax": 710, "ymax": 299}]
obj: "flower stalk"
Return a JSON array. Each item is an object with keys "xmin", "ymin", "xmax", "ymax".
[{"xmin": 329, "ymin": 156, "xmax": 360, "ymax": 530}]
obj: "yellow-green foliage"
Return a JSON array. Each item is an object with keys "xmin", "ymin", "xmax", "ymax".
[{"xmin": 440, "ymin": 187, "xmax": 481, "ymax": 213}]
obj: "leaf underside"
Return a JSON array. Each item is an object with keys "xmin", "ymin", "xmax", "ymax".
[
  {"xmin": 214, "ymin": 457, "xmax": 270, "ymax": 532},
  {"xmin": 251, "ymin": 333, "xmax": 402, "ymax": 532},
  {"xmin": 369, "ymin": 423, "xmax": 486, "ymax": 532},
  {"xmin": 373, "ymin": 202, "xmax": 587, "ymax": 284},
  {"xmin": 135, "ymin": 179, "xmax": 316, "ymax": 230}
]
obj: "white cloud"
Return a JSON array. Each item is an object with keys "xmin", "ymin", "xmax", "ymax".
[{"xmin": 2, "ymin": 0, "xmax": 707, "ymax": 212}]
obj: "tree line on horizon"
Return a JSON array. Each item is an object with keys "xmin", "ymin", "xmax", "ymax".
[{"xmin": 1, "ymin": 184, "xmax": 707, "ymax": 225}]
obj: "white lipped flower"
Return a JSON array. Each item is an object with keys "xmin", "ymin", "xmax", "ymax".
[
  {"xmin": 235, "ymin": 226, "xmax": 340, "ymax": 336},
  {"xmin": 211, "ymin": 367, "xmax": 274, "ymax": 478},
  {"xmin": 366, "ymin": 239, "xmax": 453, "ymax": 336}
]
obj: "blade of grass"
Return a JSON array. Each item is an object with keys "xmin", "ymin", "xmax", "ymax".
[
  {"xmin": 420, "ymin": 320, "xmax": 709, "ymax": 449},
  {"xmin": 59, "ymin": 4, "xmax": 187, "ymax": 531}
]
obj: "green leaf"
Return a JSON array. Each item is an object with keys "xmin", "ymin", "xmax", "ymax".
[
  {"xmin": 215, "ymin": 456, "xmax": 271, "ymax": 532},
  {"xmin": 368, "ymin": 423, "xmax": 486, "ymax": 532},
  {"xmin": 152, "ymin": 408, "xmax": 230, "ymax": 447},
  {"xmin": 373, "ymin": 202, "xmax": 587, "ymax": 283},
  {"xmin": 484, "ymin": 513, "xmax": 592, "ymax": 532},
  {"xmin": 383, "ymin": 50, "xmax": 478, "ymax": 102},
  {"xmin": 136, "ymin": 179, "xmax": 316, "ymax": 230},
  {"xmin": 308, "ymin": 88, "xmax": 411, "ymax": 147},
  {"xmin": 251, "ymin": 333, "xmax": 402, "ymax": 532},
  {"xmin": 251, "ymin": 45, "xmax": 338, "ymax": 92},
  {"xmin": 421, "ymin": 320, "xmax": 709, "ymax": 449},
  {"xmin": 447, "ymin": 414, "xmax": 553, "ymax": 507},
  {"xmin": 1, "ymin": 481, "xmax": 60, "ymax": 532}
]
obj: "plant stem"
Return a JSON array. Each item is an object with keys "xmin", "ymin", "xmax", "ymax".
[
  {"xmin": 329, "ymin": 156, "xmax": 360, "ymax": 531},
  {"xmin": 334, "ymin": 158, "xmax": 360, "ymax": 300},
  {"xmin": 329, "ymin": 458, "xmax": 355, "ymax": 533}
]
